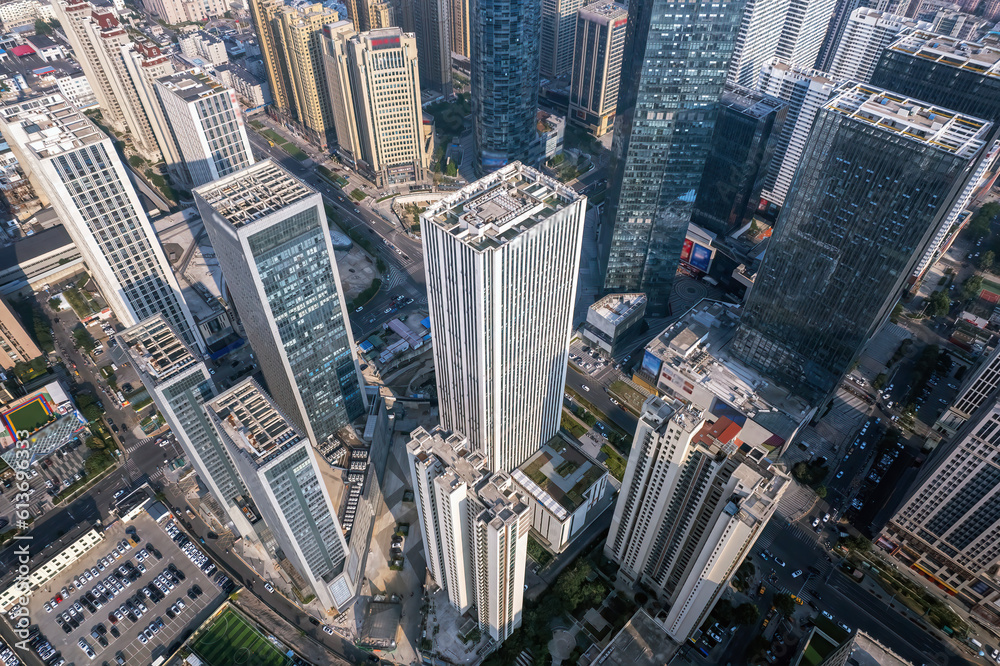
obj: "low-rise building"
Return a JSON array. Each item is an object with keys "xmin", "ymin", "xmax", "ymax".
[
  {"xmin": 214, "ymin": 63, "xmax": 270, "ymax": 109},
  {"xmin": 0, "ymin": 528, "xmax": 102, "ymax": 611},
  {"xmin": 0, "ymin": 224, "xmax": 83, "ymax": 297},
  {"xmin": 0, "ymin": 380, "xmax": 88, "ymax": 464},
  {"xmin": 0, "ymin": 295, "xmax": 40, "ymax": 369},
  {"xmin": 511, "ymin": 436, "xmax": 612, "ymax": 553},
  {"xmin": 582, "ymin": 292, "xmax": 646, "ymax": 355},
  {"xmin": 54, "ymin": 71, "xmax": 97, "ymax": 108}
]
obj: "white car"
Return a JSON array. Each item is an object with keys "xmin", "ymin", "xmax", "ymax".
[
  {"xmin": 322, "ymin": 625, "xmax": 335, "ymax": 635},
  {"xmin": 822, "ymin": 611, "xmax": 834, "ymax": 620},
  {"xmin": 791, "ymin": 569, "xmax": 803, "ymax": 578},
  {"xmin": 581, "ymin": 385, "xmax": 590, "ymax": 392},
  {"xmin": 264, "ymin": 582, "xmax": 275, "ymax": 593}
]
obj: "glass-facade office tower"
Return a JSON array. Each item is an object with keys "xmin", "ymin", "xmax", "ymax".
[
  {"xmin": 194, "ymin": 160, "xmax": 366, "ymax": 447},
  {"xmin": 0, "ymin": 95, "xmax": 202, "ymax": 350},
  {"xmin": 421, "ymin": 163, "xmax": 585, "ymax": 472},
  {"xmin": 470, "ymin": 0, "xmax": 540, "ymax": 174},
  {"xmin": 731, "ymin": 85, "xmax": 993, "ymax": 398},
  {"xmin": 600, "ymin": 0, "xmax": 748, "ymax": 314},
  {"xmin": 206, "ymin": 379, "xmax": 351, "ymax": 610},
  {"xmin": 691, "ymin": 87, "xmax": 787, "ymax": 238},
  {"xmin": 115, "ymin": 315, "xmax": 256, "ymax": 537}
]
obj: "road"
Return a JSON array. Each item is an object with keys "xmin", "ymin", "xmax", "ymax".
[{"xmin": 565, "ymin": 365, "xmax": 638, "ymax": 436}]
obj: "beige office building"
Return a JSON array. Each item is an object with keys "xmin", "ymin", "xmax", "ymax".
[
  {"xmin": 250, "ymin": 0, "xmax": 338, "ymax": 148},
  {"xmin": 450, "ymin": 0, "xmax": 469, "ymax": 57},
  {"xmin": 568, "ymin": 1, "xmax": 627, "ymax": 137},
  {"xmin": 324, "ymin": 24, "xmax": 431, "ymax": 186},
  {"xmin": 0, "ymin": 297, "xmax": 41, "ymax": 369}
]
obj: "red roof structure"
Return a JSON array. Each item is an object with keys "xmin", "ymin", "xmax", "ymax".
[{"xmin": 10, "ymin": 45, "xmax": 35, "ymax": 57}]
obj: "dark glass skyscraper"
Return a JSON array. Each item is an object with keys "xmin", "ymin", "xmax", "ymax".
[
  {"xmin": 731, "ymin": 85, "xmax": 992, "ymax": 397},
  {"xmin": 600, "ymin": 0, "xmax": 749, "ymax": 314},
  {"xmin": 692, "ymin": 87, "xmax": 787, "ymax": 238},
  {"xmin": 470, "ymin": 0, "xmax": 541, "ymax": 174}
]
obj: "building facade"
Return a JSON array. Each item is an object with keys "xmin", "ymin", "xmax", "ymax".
[
  {"xmin": 541, "ymin": 0, "xmax": 586, "ymax": 78},
  {"xmin": 581, "ymin": 292, "xmax": 646, "ymax": 355},
  {"xmin": 691, "ymin": 87, "xmax": 786, "ymax": 238},
  {"xmin": 120, "ymin": 41, "xmax": 183, "ymax": 180},
  {"xmin": 732, "ymin": 85, "xmax": 993, "ymax": 398},
  {"xmin": 827, "ymin": 8, "xmax": 928, "ymax": 83},
  {"xmin": 115, "ymin": 315, "xmax": 255, "ymax": 537},
  {"xmin": 413, "ymin": 0, "xmax": 452, "ymax": 95},
  {"xmin": 567, "ymin": 1, "xmax": 627, "ymax": 138},
  {"xmin": 0, "ymin": 295, "xmax": 40, "ymax": 369},
  {"xmin": 194, "ymin": 160, "xmax": 366, "ymax": 448},
  {"xmin": 0, "ymin": 95, "xmax": 202, "ymax": 350},
  {"xmin": 207, "ymin": 379, "xmax": 352, "ymax": 610},
  {"xmin": 141, "ymin": 0, "xmax": 227, "ymax": 24},
  {"xmin": 450, "ymin": 0, "xmax": 469, "ymax": 57},
  {"xmin": 156, "ymin": 71, "xmax": 255, "ymax": 187},
  {"xmin": 470, "ymin": 0, "xmax": 540, "ymax": 173},
  {"xmin": 606, "ymin": 396, "xmax": 789, "ymax": 641},
  {"xmin": 599, "ymin": 0, "xmax": 746, "ymax": 313},
  {"xmin": 323, "ymin": 25, "xmax": 431, "ymax": 187},
  {"xmin": 407, "ymin": 426, "xmax": 530, "ymax": 644},
  {"xmin": 421, "ymin": 163, "xmax": 585, "ymax": 472}
]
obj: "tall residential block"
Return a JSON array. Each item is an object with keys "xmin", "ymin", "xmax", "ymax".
[
  {"xmin": 156, "ymin": 71, "xmax": 255, "ymax": 187},
  {"xmin": 115, "ymin": 316, "xmax": 255, "ymax": 537},
  {"xmin": 250, "ymin": 0, "xmax": 338, "ymax": 148},
  {"xmin": 142, "ymin": 0, "xmax": 227, "ymax": 24},
  {"xmin": 757, "ymin": 60, "xmax": 840, "ymax": 207},
  {"xmin": 206, "ymin": 379, "xmax": 351, "ymax": 610},
  {"xmin": 194, "ymin": 160, "xmax": 366, "ymax": 447},
  {"xmin": 0, "ymin": 296, "xmax": 41, "ymax": 369},
  {"xmin": 470, "ymin": 0, "xmax": 540, "ymax": 173},
  {"xmin": 881, "ymin": 398, "xmax": 1000, "ymax": 612},
  {"xmin": 727, "ymin": 0, "xmax": 838, "ymax": 88},
  {"xmin": 55, "ymin": 0, "xmax": 125, "ymax": 130},
  {"xmin": 0, "ymin": 95, "xmax": 201, "ymax": 349},
  {"xmin": 827, "ymin": 8, "xmax": 929, "ymax": 83},
  {"xmin": 421, "ymin": 163, "xmax": 585, "ymax": 472},
  {"xmin": 732, "ymin": 85, "xmax": 992, "ymax": 398},
  {"xmin": 692, "ymin": 87, "xmax": 787, "ymax": 238},
  {"xmin": 407, "ymin": 426, "xmax": 530, "ymax": 644},
  {"xmin": 606, "ymin": 397, "xmax": 789, "ymax": 641},
  {"xmin": 121, "ymin": 41, "xmax": 183, "ymax": 180},
  {"xmin": 323, "ymin": 24, "xmax": 431, "ymax": 187},
  {"xmin": 567, "ymin": 1, "xmax": 627, "ymax": 138},
  {"xmin": 541, "ymin": 0, "xmax": 586, "ymax": 78},
  {"xmin": 600, "ymin": 0, "xmax": 747, "ymax": 314},
  {"xmin": 413, "ymin": 0, "xmax": 452, "ymax": 95},
  {"xmin": 450, "ymin": 0, "xmax": 469, "ymax": 57}
]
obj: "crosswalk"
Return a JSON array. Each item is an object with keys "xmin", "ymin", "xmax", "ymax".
[
  {"xmin": 384, "ymin": 266, "xmax": 408, "ymax": 290},
  {"xmin": 122, "ymin": 437, "xmax": 154, "ymax": 455}
]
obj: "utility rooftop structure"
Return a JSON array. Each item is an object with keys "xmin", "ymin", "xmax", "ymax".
[
  {"xmin": 195, "ymin": 160, "xmax": 314, "ymax": 228},
  {"xmin": 826, "ymin": 85, "xmax": 991, "ymax": 158},
  {"xmin": 118, "ymin": 315, "xmax": 198, "ymax": 382},
  {"xmin": 884, "ymin": 31, "xmax": 1000, "ymax": 77},
  {"xmin": 423, "ymin": 162, "xmax": 582, "ymax": 252},
  {"xmin": 158, "ymin": 69, "xmax": 228, "ymax": 100},
  {"xmin": 1, "ymin": 96, "xmax": 103, "ymax": 156},
  {"xmin": 208, "ymin": 379, "xmax": 303, "ymax": 467}
]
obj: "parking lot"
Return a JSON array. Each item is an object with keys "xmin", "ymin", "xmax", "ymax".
[
  {"xmin": 22, "ymin": 512, "xmax": 224, "ymax": 665},
  {"xmin": 0, "ymin": 439, "xmax": 89, "ymax": 521}
]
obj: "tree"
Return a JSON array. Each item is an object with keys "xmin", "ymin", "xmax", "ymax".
[
  {"xmin": 962, "ymin": 275, "xmax": 984, "ymax": 301},
  {"xmin": 773, "ymin": 593, "xmax": 796, "ymax": 617},
  {"xmin": 445, "ymin": 160, "xmax": 458, "ymax": 177},
  {"xmin": 34, "ymin": 19, "xmax": 52, "ymax": 35},
  {"xmin": 842, "ymin": 535, "xmax": 871, "ymax": 552},
  {"xmin": 734, "ymin": 603, "xmax": 760, "ymax": 625},
  {"xmin": 981, "ymin": 250, "xmax": 996, "ymax": 272},
  {"xmin": 928, "ymin": 290, "xmax": 950, "ymax": 317},
  {"xmin": 815, "ymin": 485, "xmax": 828, "ymax": 499},
  {"xmin": 713, "ymin": 599, "xmax": 735, "ymax": 625}
]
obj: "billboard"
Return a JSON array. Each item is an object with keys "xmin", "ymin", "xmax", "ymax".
[
  {"xmin": 680, "ymin": 237, "xmax": 713, "ymax": 273},
  {"xmin": 640, "ymin": 350, "xmax": 662, "ymax": 378}
]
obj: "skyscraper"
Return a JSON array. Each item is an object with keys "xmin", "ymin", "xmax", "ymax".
[
  {"xmin": 881, "ymin": 398, "xmax": 1000, "ymax": 611},
  {"xmin": 600, "ymin": 0, "xmax": 747, "ymax": 313},
  {"xmin": 413, "ymin": 0, "xmax": 452, "ymax": 95},
  {"xmin": 323, "ymin": 24, "xmax": 432, "ymax": 186},
  {"xmin": 731, "ymin": 85, "xmax": 992, "ymax": 397},
  {"xmin": 421, "ymin": 163, "xmax": 585, "ymax": 472},
  {"xmin": 567, "ymin": 1, "xmax": 627, "ymax": 138},
  {"xmin": 936, "ymin": 344, "xmax": 1000, "ymax": 440},
  {"xmin": 206, "ymin": 379, "xmax": 352, "ymax": 610},
  {"xmin": 155, "ymin": 71, "xmax": 255, "ymax": 187},
  {"xmin": 827, "ymin": 8, "xmax": 928, "ymax": 83},
  {"xmin": 541, "ymin": 0, "xmax": 586, "ymax": 78},
  {"xmin": 407, "ymin": 426, "xmax": 529, "ymax": 644},
  {"xmin": 606, "ymin": 396, "xmax": 789, "ymax": 641},
  {"xmin": 193, "ymin": 160, "xmax": 366, "ymax": 447},
  {"xmin": 249, "ymin": 0, "xmax": 338, "ymax": 147},
  {"xmin": 120, "ymin": 40, "xmax": 184, "ymax": 181},
  {"xmin": 115, "ymin": 316, "xmax": 255, "ymax": 537},
  {"xmin": 0, "ymin": 95, "xmax": 202, "ymax": 350},
  {"xmin": 450, "ymin": 0, "xmax": 469, "ymax": 57},
  {"xmin": 758, "ymin": 60, "xmax": 841, "ymax": 208},
  {"xmin": 727, "ymin": 0, "xmax": 838, "ymax": 88},
  {"xmin": 692, "ymin": 87, "xmax": 787, "ymax": 238},
  {"xmin": 470, "ymin": 0, "xmax": 540, "ymax": 173}
]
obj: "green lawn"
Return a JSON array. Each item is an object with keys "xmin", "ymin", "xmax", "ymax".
[
  {"xmin": 260, "ymin": 129, "xmax": 284, "ymax": 145},
  {"xmin": 192, "ymin": 609, "xmax": 292, "ymax": 666},
  {"xmin": 7, "ymin": 399, "xmax": 52, "ymax": 435},
  {"xmin": 284, "ymin": 144, "xmax": 308, "ymax": 161}
]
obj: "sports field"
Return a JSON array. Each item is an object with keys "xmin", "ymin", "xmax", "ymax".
[
  {"xmin": 191, "ymin": 609, "xmax": 293, "ymax": 666},
  {"xmin": 3, "ymin": 397, "xmax": 52, "ymax": 438}
]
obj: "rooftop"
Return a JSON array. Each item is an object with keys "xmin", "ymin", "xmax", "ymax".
[
  {"xmin": 579, "ymin": 1, "xmax": 628, "ymax": 21},
  {"xmin": 117, "ymin": 315, "xmax": 198, "ymax": 384},
  {"xmin": 422, "ymin": 162, "xmax": 581, "ymax": 252},
  {"xmin": 513, "ymin": 437, "xmax": 608, "ymax": 519},
  {"xmin": 764, "ymin": 58, "xmax": 838, "ymax": 85},
  {"xmin": 826, "ymin": 84, "xmax": 991, "ymax": 158},
  {"xmin": 589, "ymin": 293, "xmax": 646, "ymax": 326},
  {"xmin": 592, "ymin": 609, "xmax": 678, "ymax": 666},
  {"xmin": 0, "ymin": 223, "xmax": 72, "ymax": 269},
  {"xmin": 886, "ymin": 30, "xmax": 1000, "ymax": 78},
  {"xmin": 205, "ymin": 379, "xmax": 304, "ymax": 466},
  {"xmin": 720, "ymin": 85, "xmax": 787, "ymax": 120},
  {"xmin": 158, "ymin": 70, "xmax": 227, "ymax": 102},
  {"xmin": 192, "ymin": 160, "xmax": 315, "ymax": 228},
  {"xmin": 0, "ymin": 94, "xmax": 104, "ymax": 159}
]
